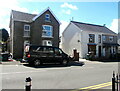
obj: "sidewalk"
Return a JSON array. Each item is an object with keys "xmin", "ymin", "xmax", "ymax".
[
  {"xmin": 1, "ymin": 60, "xmax": 21, "ymax": 65},
  {"xmin": 79, "ymin": 58, "xmax": 89, "ymax": 62}
]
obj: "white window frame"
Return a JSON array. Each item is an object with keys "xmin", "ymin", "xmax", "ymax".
[
  {"xmin": 45, "ymin": 14, "xmax": 50, "ymax": 21},
  {"xmin": 24, "ymin": 24, "xmax": 30, "ymax": 37},
  {"xmin": 42, "ymin": 40, "xmax": 52, "ymax": 46},
  {"xmin": 89, "ymin": 34, "xmax": 95, "ymax": 43},
  {"xmin": 24, "ymin": 40, "xmax": 30, "ymax": 52},
  {"xmin": 98, "ymin": 35, "xmax": 101, "ymax": 43},
  {"xmin": 42, "ymin": 25, "xmax": 53, "ymax": 38},
  {"xmin": 102, "ymin": 35, "xmax": 106, "ymax": 42}
]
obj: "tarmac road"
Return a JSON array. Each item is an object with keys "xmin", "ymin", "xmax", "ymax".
[{"xmin": 1, "ymin": 60, "xmax": 118, "ymax": 90}]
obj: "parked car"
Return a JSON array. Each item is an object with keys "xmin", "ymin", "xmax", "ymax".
[
  {"xmin": 23, "ymin": 45, "xmax": 70, "ymax": 66},
  {"xmin": 1, "ymin": 52, "xmax": 9, "ymax": 61}
]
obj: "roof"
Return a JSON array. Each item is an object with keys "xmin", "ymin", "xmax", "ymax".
[
  {"xmin": 11, "ymin": 8, "xmax": 61, "ymax": 24},
  {"xmin": 71, "ymin": 21, "xmax": 117, "ymax": 35},
  {"xmin": 32, "ymin": 7, "xmax": 61, "ymax": 24},
  {"xmin": 11, "ymin": 10, "xmax": 37, "ymax": 22}
]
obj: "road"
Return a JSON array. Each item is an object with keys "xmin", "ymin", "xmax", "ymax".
[{"xmin": 1, "ymin": 60, "xmax": 118, "ymax": 90}]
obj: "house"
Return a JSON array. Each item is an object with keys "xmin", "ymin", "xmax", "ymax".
[
  {"xmin": 62, "ymin": 21, "xmax": 119, "ymax": 59},
  {"xmin": 118, "ymin": 32, "xmax": 120, "ymax": 53},
  {"xmin": 9, "ymin": 7, "xmax": 60, "ymax": 58}
]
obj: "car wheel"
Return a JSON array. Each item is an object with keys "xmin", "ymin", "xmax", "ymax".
[
  {"xmin": 62, "ymin": 59, "xmax": 68, "ymax": 66},
  {"xmin": 34, "ymin": 59, "xmax": 41, "ymax": 67}
]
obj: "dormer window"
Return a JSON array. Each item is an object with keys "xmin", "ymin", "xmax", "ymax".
[{"xmin": 45, "ymin": 14, "xmax": 50, "ymax": 21}]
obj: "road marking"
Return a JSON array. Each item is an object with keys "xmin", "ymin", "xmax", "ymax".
[
  {"xmin": 1, "ymin": 70, "xmax": 46, "ymax": 75},
  {"xmin": 71, "ymin": 82, "xmax": 112, "ymax": 91}
]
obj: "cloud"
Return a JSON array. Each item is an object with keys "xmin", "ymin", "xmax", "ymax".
[
  {"xmin": 62, "ymin": 9, "xmax": 71, "ymax": 15},
  {"xmin": 0, "ymin": 0, "xmax": 29, "ymax": 34},
  {"xmin": 60, "ymin": 3, "xmax": 78, "ymax": 15},
  {"xmin": 32, "ymin": 10, "xmax": 39, "ymax": 14},
  {"xmin": 61, "ymin": 3, "xmax": 78, "ymax": 10},
  {"xmin": 60, "ymin": 20, "xmax": 69, "ymax": 36},
  {"xmin": 109, "ymin": 19, "xmax": 119, "ymax": 33}
]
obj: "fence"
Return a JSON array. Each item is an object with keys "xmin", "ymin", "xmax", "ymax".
[{"xmin": 112, "ymin": 71, "xmax": 120, "ymax": 91}]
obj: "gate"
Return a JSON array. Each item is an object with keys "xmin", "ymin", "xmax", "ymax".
[{"xmin": 112, "ymin": 71, "xmax": 120, "ymax": 91}]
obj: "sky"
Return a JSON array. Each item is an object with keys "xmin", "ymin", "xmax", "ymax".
[{"xmin": 0, "ymin": 0, "xmax": 119, "ymax": 36}]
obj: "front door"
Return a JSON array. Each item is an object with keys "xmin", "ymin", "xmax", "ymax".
[
  {"xmin": 88, "ymin": 45, "xmax": 96, "ymax": 55},
  {"xmin": 98, "ymin": 46, "xmax": 101, "ymax": 57}
]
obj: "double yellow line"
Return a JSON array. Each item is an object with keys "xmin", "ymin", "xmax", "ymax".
[{"xmin": 71, "ymin": 82, "xmax": 112, "ymax": 91}]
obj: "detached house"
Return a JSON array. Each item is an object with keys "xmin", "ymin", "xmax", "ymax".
[
  {"xmin": 9, "ymin": 8, "xmax": 60, "ymax": 58},
  {"xmin": 62, "ymin": 21, "xmax": 119, "ymax": 59}
]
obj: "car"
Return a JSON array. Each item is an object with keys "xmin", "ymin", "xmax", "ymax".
[{"xmin": 23, "ymin": 45, "xmax": 70, "ymax": 66}]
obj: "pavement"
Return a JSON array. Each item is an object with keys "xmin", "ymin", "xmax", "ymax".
[
  {"xmin": 1, "ymin": 59, "xmax": 21, "ymax": 65},
  {"xmin": 1, "ymin": 58, "xmax": 86, "ymax": 66}
]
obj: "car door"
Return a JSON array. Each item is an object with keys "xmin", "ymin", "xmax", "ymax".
[
  {"xmin": 42, "ymin": 47, "xmax": 54, "ymax": 63},
  {"xmin": 54, "ymin": 48, "xmax": 63, "ymax": 63}
]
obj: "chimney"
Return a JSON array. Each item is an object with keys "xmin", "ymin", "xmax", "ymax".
[{"xmin": 103, "ymin": 24, "xmax": 106, "ymax": 27}]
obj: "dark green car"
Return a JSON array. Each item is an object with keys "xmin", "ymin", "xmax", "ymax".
[{"xmin": 23, "ymin": 45, "xmax": 70, "ymax": 66}]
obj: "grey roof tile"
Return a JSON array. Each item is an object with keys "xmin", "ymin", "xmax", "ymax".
[
  {"xmin": 71, "ymin": 21, "xmax": 116, "ymax": 35},
  {"xmin": 12, "ymin": 10, "xmax": 37, "ymax": 22}
]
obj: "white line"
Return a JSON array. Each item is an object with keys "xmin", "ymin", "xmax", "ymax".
[{"xmin": 1, "ymin": 70, "xmax": 46, "ymax": 75}]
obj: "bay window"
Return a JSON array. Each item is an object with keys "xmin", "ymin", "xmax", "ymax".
[{"xmin": 42, "ymin": 25, "xmax": 53, "ymax": 37}]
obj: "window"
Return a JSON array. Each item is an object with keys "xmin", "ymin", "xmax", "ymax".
[
  {"xmin": 42, "ymin": 25, "xmax": 53, "ymax": 37},
  {"xmin": 102, "ymin": 35, "xmax": 106, "ymax": 41},
  {"xmin": 42, "ymin": 40, "xmax": 52, "ymax": 46},
  {"xmin": 45, "ymin": 14, "xmax": 50, "ymax": 21},
  {"xmin": 98, "ymin": 35, "xmax": 101, "ymax": 43},
  {"xmin": 109, "ymin": 36, "xmax": 113, "ymax": 42},
  {"xmin": 54, "ymin": 48, "xmax": 63, "ymax": 55},
  {"xmin": 24, "ymin": 25, "xmax": 30, "ymax": 37},
  {"xmin": 24, "ymin": 41, "xmax": 30, "ymax": 52},
  {"xmin": 89, "ymin": 34, "xmax": 95, "ymax": 43},
  {"xmin": 43, "ymin": 47, "xmax": 54, "ymax": 53},
  {"xmin": 24, "ymin": 41, "xmax": 30, "ymax": 47}
]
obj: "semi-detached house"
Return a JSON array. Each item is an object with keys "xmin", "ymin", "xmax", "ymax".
[
  {"xmin": 9, "ymin": 8, "xmax": 60, "ymax": 58},
  {"xmin": 62, "ymin": 21, "xmax": 119, "ymax": 59}
]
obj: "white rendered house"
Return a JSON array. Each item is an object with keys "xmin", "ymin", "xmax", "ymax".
[{"xmin": 62, "ymin": 21, "xmax": 118, "ymax": 59}]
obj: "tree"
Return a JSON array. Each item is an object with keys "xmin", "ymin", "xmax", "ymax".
[
  {"xmin": 0, "ymin": 28, "xmax": 9, "ymax": 52},
  {"xmin": 0, "ymin": 28, "xmax": 9, "ymax": 42}
]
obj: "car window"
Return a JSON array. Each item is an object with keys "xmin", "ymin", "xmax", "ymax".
[
  {"xmin": 54, "ymin": 48, "xmax": 62, "ymax": 55},
  {"xmin": 36, "ymin": 47, "xmax": 43, "ymax": 52},
  {"xmin": 31, "ymin": 47, "xmax": 43, "ymax": 52},
  {"xmin": 43, "ymin": 47, "xmax": 54, "ymax": 53}
]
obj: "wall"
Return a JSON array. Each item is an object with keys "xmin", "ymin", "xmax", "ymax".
[
  {"xmin": 31, "ymin": 10, "xmax": 59, "ymax": 47},
  {"xmin": 62, "ymin": 22, "xmax": 82, "ymax": 57},
  {"xmin": 12, "ymin": 21, "xmax": 25, "ymax": 58}
]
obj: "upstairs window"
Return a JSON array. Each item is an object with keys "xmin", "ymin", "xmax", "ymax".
[
  {"xmin": 24, "ymin": 25, "xmax": 30, "ymax": 37},
  {"xmin": 42, "ymin": 25, "xmax": 53, "ymax": 37},
  {"xmin": 89, "ymin": 34, "xmax": 95, "ymax": 43},
  {"xmin": 109, "ymin": 36, "xmax": 113, "ymax": 42},
  {"xmin": 102, "ymin": 35, "xmax": 106, "ymax": 42},
  {"xmin": 45, "ymin": 14, "xmax": 50, "ymax": 21},
  {"xmin": 98, "ymin": 35, "xmax": 101, "ymax": 43}
]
